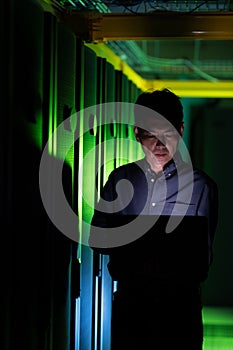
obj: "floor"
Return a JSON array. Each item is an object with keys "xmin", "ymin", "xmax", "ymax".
[{"xmin": 203, "ymin": 307, "xmax": 233, "ymax": 350}]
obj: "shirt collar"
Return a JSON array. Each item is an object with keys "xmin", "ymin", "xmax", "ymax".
[{"xmin": 138, "ymin": 151, "xmax": 184, "ymax": 178}]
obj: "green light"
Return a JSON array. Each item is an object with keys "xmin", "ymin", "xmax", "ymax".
[
  {"xmin": 25, "ymin": 112, "xmax": 43, "ymax": 150},
  {"xmin": 77, "ymin": 0, "xmax": 86, "ymax": 7},
  {"xmin": 203, "ymin": 337, "xmax": 233, "ymax": 350},
  {"xmin": 203, "ymin": 307, "xmax": 233, "ymax": 350},
  {"xmin": 67, "ymin": 0, "xmax": 77, "ymax": 7},
  {"xmin": 203, "ymin": 307, "xmax": 233, "ymax": 326}
]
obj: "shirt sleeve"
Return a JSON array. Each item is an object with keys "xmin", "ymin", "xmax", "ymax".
[
  {"xmin": 198, "ymin": 179, "xmax": 219, "ymax": 265},
  {"xmin": 88, "ymin": 171, "xmax": 117, "ymax": 254}
]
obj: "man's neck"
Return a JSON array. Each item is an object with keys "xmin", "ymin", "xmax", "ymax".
[{"xmin": 145, "ymin": 156, "xmax": 173, "ymax": 174}]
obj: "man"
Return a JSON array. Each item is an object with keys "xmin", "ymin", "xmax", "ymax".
[{"xmin": 89, "ymin": 88, "xmax": 218, "ymax": 350}]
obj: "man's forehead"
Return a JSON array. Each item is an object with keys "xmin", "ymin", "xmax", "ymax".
[
  {"xmin": 144, "ymin": 126, "xmax": 175, "ymax": 134},
  {"xmin": 138, "ymin": 119, "xmax": 175, "ymax": 132},
  {"xmin": 138, "ymin": 113, "xmax": 173, "ymax": 125}
]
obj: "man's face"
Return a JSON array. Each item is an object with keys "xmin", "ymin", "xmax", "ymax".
[{"xmin": 134, "ymin": 123, "xmax": 184, "ymax": 170}]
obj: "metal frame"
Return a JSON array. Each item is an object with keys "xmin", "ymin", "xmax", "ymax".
[
  {"xmin": 58, "ymin": 11, "xmax": 233, "ymax": 43},
  {"xmin": 87, "ymin": 42, "xmax": 233, "ymax": 97}
]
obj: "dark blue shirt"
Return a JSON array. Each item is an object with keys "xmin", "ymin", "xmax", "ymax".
[{"xmin": 90, "ymin": 152, "xmax": 218, "ymax": 279}]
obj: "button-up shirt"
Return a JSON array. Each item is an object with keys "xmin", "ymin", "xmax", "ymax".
[{"xmin": 90, "ymin": 152, "xmax": 218, "ymax": 279}]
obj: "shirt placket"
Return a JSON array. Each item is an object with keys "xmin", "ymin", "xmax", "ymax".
[{"xmin": 145, "ymin": 167, "xmax": 167, "ymax": 215}]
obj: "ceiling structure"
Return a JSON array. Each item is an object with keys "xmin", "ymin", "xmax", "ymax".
[{"xmin": 40, "ymin": 0, "xmax": 233, "ymax": 96}]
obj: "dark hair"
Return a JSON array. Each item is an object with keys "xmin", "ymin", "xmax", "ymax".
[{"xmin": 134, "ymin": 88, "xmax": 184, "ymax": 130}]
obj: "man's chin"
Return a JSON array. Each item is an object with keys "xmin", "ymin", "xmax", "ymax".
[
  {"xmin": 154, "ymin": 154, "xmax": 169, "ymax": 162},
  {"xmin": 145, "ymin": 152, "xmax": 172, "ymax": 169}
]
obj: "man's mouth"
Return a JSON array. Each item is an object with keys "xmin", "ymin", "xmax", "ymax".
[{"xmin": 154, "ymin": 150, "xmax": 168, "ymax": 156}]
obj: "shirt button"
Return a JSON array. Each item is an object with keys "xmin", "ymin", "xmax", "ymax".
[
  {"xmin": 167, "ymin": 173, "xmax": 171, "ymax": 177},
  {"xmin": 151, "ymin": 178, "xmax": 155, "ymax": 183},
  {"xmin": 152, "ymin": 202, "xmax": 156, "ymax": 207}
]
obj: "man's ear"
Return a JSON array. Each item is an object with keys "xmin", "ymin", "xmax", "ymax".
[
  {"xmin": 134, "ymin": 126, "xmax": 141, "ymax": 143},
  {"xmin": 179, "ymin": 122, "xmax": 184, "ymax": 137}
]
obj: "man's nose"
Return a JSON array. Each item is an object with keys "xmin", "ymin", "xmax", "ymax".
[{"xmin": 156, "ymin": 137, "xmax": 165, "ymax": 146}]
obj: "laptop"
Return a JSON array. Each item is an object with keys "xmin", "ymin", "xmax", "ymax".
[{"xmin": 105, "ymin": 215, "xmax": 209, "ymax": 283}]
